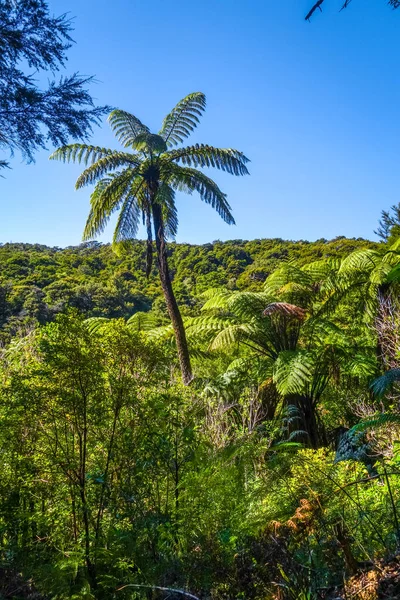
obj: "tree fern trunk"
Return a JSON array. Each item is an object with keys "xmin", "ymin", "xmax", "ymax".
[
  {"xmin": 152, "ymin": 202, "xmax": 193, "ymax": 385},
  {"xmin": 286, "ymin": 394, "xmax": 325, "ymax": 448}
]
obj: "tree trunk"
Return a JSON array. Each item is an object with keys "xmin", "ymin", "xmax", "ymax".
[
  {"xmin": 285, "ymin": 394, "xmax": 325, "ymax": 449},
  {"xmin": 152, "ymin": 203, "xmax": 193, "ymax": 385}
]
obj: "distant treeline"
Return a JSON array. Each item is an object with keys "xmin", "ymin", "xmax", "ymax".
[{"xmin": 0, "ymin": 236, "xmax": 376, "ymax": 342}]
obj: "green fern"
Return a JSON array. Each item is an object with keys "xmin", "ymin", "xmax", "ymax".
[
  {"xmin": 370, "ymin": 369, "xmax": 400, "ymax": 398},
  {"xmin": 273, "ymin": 351, "xmax": 313, "ymax": 396},
  {"xmin": 351, "ymin": 412, "xmax": 400, "ymax": 433}
]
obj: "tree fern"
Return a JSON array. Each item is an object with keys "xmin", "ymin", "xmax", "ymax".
[{"xmin": 51, "ymin": 92, "xmax": 248, "ymax": 384}]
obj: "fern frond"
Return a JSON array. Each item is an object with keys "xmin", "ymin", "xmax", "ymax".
[
  {"xmin": 369, "ymin": 261, "xmax": 392, "ymax": 285},
  {"xmin": 339, "ymin": 249, "xmax": 380, "ymax": 275},
  {"xmin": 345, "ymin": 354, "xmax": 377, "ymax": 379},
  {"xmin": 167, "ymin": 165, "xmax": 234, "ymax": 224},
  {"xmin": 83, "ymin": 179, "xmax": 118, "ymax": 240},
  {"xmin": 83, "ymin": 170, "xmax": 139, "ymax": 240},
  {"xmin": 75, "ymin": 153, "xmax": 140, "ymax": 189},
  {"xmin": 370, "ymin": 369, "xmax": 400, "ymax": 398},
  {"xmin": 186, "ymin": 316, "xmax": 235, "ymax": 340},
  {"xmin": 303, "ymin": 316, "xmax": 343, "ymax": 339},
  {"xmin": 302, "ymin": 258, "xmax": 340, "ymax": 281},
  {"xmin": 84, "ymin": 317, "xmax": 111, "ymax": 333},
  {"xmin": 263, "ymin": 302, "xmax": 306, "ymax": 321},
  {"xmin": 273, "ymin": 351, "xmax": 313, "ymax": 396},
  {"xmin": 168, "ymin": 144, "xmax": 249, "ymax": 176},
  {"xmin": 387, "ymin": 237, "xmax": 400, "ymax": 253},
  {"xmin": 108, "ymin": 110, "xmax": 150, "ymax": 148},
  {"xmin": 209, "ymin": 324, "xmax": 246, "ymax": 351},
  {"xmin": 351, "ymin": 412, "xmax": 400, "ymax": 433},
  {"xmin": 386, "ymin": 264, "xmax": 400, "ymax": 283},
  {"xmin": 126, "ymin": 311, "xmax": 158, "ymax": 332},
  {"xmin": 132, "ymin": 133, "xmax": 167, "ymax": 154},
  {"xmin": 264, "ymin": 264, "xmax": 313, "ymax": 298},
  {"xmin": 49, "ymin": 144, "xmax": 115, "ymax": 165},
  {"xmin": 201, "ymin": 288, "xmax": 236, "ymax": 311},
  {"xmin": 159, "ymin": 92, "xmax": 206, "ymax": 147},
  {"xmin": 113, "ymin": 191, "xmax": 142, "ymax": 245},
  {"xmin": 156, "ymin": 183, "xmax": 178, "ymax": 239},
  {"xmin": 146, "ymin": 323, "xmax": 175, "ymax": 342},
  {"xmin": 204, "ymin": 291, "xmax": 272, "ymax": 320}
]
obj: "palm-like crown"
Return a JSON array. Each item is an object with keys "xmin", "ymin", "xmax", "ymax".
[{"xmin": 50, "ymin": 92, "xmax": 249, "ymax": 257}]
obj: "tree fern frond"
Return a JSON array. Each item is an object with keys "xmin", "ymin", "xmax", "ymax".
[
  {"xmin": 273, "ymin": 351, "xmax": 313, "ymax": 396},
  {"xmin": 264, "ymin": 264, "xmax": 313, "ymax": 298},
  {"xmin": 168, "ymin": 144, "xmax": 249, "ymax": 176},
  {"xmin": 108, "ymin": 109, "xmax": 150, "ymax": 148},
  {"xmin": 126, "ymin": 311, "xmax": 158, "ymax": 332},
  {"xmin": 209, "ymin": 324, "xmax": 245, "ymax": 350},
  {"xmin": 75, "ymin": 154, "xmax": 140, "ymax": 189},
  {"xmin": 263, "ymin": 302, "xmax": 307, "ymax": 321},
  {"xmin": 159, "ymin": 92, "xmax": 206, "ymax": 147},
  {"xmin": 387, "ymin": 237, "xmax": 400, "ymax": 253},
  {"xmin": 386, "ymin": 263, "xmax": 400, "ymax": 283},
  {"xmin": 186, "ymin": 315, "xmax": 235, "ymax": 338},
  {"xmin": 370, "ymin": 369, "xmax": 400, "ymax": 398},
  {"xmin": 339, "ymin": 249, "xmax": 380, "ymax": 275},
  {"xmin": 228, "ymin": 292, "xmax": 273, "ymax": 320},
  {"xmin": 49, "ymin": 144, "xmax": 115, "ymax": 165},
  {"xmin": 302, "ymin": 258, "xmax": 341, "ymax": 280},
  {"xmin": 83, "ymin": 178, "xmax": 116, "ymax": 240},
  {"xmin": 369, "ymin": 262, "xmax": 393, "ymax": 285},
  {"xmin": 345, "ymin": 354, "xmax": 377, "ymax": 378},
  {"xmin": 156, "ymin": 183, "xmax": 178, "ymax": 239},
  {"xmin": 302, "ymin": 316, "xmax": 346, "ymax": 344},
  {"xmin": 201, "ymin": 288, "xmax": 236, "ymax": 311},
  {"xmin": 132, "ymin": 133, "xmax": 167, "ymax": 154},
  {"xmin": 84, "ymin": 317, "xmax": 111, "ymax": 334},
  {"xmin": 351, "ymin": 412, "xmax": 400, "ymax": 433},
  {"xmin": 83, "ymin": 170, "xmax": 139, "ymax": 240},
  {"xmin": 147, "ymin": 323, "xmax": 175, "ymax": 342},
  {"xmin": 113, "ymin": 193, "xmax": 142, "ymax": 245},
  {"xmin": 167, "ymin": 165, "xmax": 234, "ymax": 224}
]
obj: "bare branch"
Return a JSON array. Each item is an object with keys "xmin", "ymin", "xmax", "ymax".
[
  {"xmin": 305, "ymin": 0, "xmax": 325, "ymax": 21},
  {"xmin": 117, "ymin": 584, "xmax": 200, "ymax": 600},
  {"xmin": 306, "ymin": 0, "xmax": 399, "ymax": 21}
]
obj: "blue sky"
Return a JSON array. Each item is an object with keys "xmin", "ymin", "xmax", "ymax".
[{"xmin": 2, "ymin": 0, "xmax": 400, "ymax": 247}]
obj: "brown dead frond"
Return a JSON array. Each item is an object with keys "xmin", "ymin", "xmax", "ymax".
[{"xmin": 263, "ymin": 302, "xmax": 306, "ymax": 321}]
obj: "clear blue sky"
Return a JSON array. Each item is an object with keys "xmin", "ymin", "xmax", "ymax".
[{"xmin": 2, "ymin": 0, "xmax": 400, "ymax": 247}]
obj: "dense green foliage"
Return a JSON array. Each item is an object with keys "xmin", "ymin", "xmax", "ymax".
[
  {"xmin": 0, "ymin": 236, "xmax": 375, "ymax": 343},
  {"xmin": 2, "ymin": 233, "xmax": 400, "ymax": 600},
  {"xmin": 2, "ymin": 3, "xmax": 400, "ymax": 597}
]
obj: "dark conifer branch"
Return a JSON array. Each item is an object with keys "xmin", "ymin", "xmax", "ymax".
[{"xmin": 0, "ymin": 0, "xmax": 108, "ymax": 169}]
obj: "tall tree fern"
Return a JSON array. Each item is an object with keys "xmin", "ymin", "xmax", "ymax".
[
  {"xmin": 189, "ymin": 285, "xmax": 376, "ymax": 447},
  {"xmin": 50, "ymin": 93, "xmax": 249, "ymax": 384}
]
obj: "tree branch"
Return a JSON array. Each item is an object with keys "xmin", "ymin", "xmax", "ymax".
[
  {"xmin": 305, "ymin": 0, "xmax": 325, "ymax": 21},
  {"xmin": 305, "ymin": 0, "xmax": 354, "ymax": 21},
  {"xmin": 116, "ymin": 584, "xmax": 200, "ymax": 599}
]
